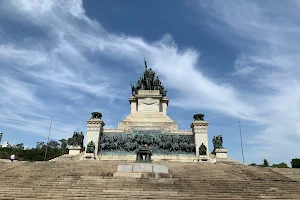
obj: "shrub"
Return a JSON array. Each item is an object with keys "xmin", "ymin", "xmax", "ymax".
[{"xmin": 272, "ymin": 162, "xmax": 289, "ymax": 168}]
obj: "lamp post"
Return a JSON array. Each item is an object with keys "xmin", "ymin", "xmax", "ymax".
[
  {"xmin": 44, "ymin": 116, "xmax": 53, "ymax": 161},
  {"xmin": 238, "ymin": 121, "xmax": 245, "ymax": 164}
]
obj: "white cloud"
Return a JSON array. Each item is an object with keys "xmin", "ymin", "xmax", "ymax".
[
  {"xmin": 191, "ymin": 0, "xmax": 300, "ymax": 164},
  {"xmin": 1, "ymin": 0, "xmax": 299, "ymax": 164}
]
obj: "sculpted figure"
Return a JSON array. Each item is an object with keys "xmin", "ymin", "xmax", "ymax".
[
  {"xmin": 212, "ymin": 135, "xmax": 224, "ymax": 150},
  {"xmin": 130, "ymin": 82, "xmax": 136, "ymax": 96},
  {"xmin": 193, "ymin": 114, "xmax": 205, "ymax": 121},
  {"xmin": 153, "ymin": 77, "xmax": 160, "ymax": 90},
  {"xmin": 91, "ymin": 112, "xmax": 102, "ymax": 119},
  {"xmin": 68, "ymin": 132, "xmax": 84, "ymax": 149},
  {"xmin": 86, "ymin": 141, "xmax": 95, "ymax": 153},
  {"xmin": 199, "ymin": 143, "xmax": 207, "ymax": 156},
  {"xmin": 131, "ymin": 59, "xmax": 167, "ymax": 96},
  {"xmin": 148, "ymin": 68, "xmax": 155, "ymax": 89}
]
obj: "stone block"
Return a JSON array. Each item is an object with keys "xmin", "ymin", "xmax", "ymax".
[
  {"xmin": 68, "ymin": 146, "xmax": 81, "ymax": 156},
  {"xmin": 132, "ymin": 164, "xmax": 153, "ymax": 173},
  {"xmin": 117, "ymin": 164, "xmax": 133, "ymax": 172},
  {"xmin": 116, "ymin": 163, "xmax": 169, "ymax": 174},
  {"xmin": 153, "ymin": 165, "xmax": 168, "ymax": 173},
  {"xmin": 113, "ymin": 172, "xmax": 143, "ymax": 178},
  {"xmin": 215, "ymin": 148, "xmax": 228, "ymax": 158}
]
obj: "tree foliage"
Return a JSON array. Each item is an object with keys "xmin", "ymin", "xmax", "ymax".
[
  {"xmin": 0, "ymin": 139, "xmax": 69, "ymax": 161},
  {"xmin": 291, "ymin": 158, "xmax": 300, "ymax": 168},
  {"xmin": 263, "ymin": 159, "xmax": 269, "ymax": 167},
  {"xmin": 272, "ymin": 162, "xmax": 289, "ymax": 168}
]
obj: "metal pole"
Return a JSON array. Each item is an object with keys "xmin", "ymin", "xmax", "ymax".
[
  {"xmin": 238, "ymin": 121, "xmax": 245, "ymax": 164},
  {"xmin": 44, "ymin": 116, "xmax": 53, "ymax": 161}
]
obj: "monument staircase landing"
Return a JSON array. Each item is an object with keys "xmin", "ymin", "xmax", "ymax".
[{"xmin": 0, "ymin": 161, "xmax": 300, "ymax": 199}]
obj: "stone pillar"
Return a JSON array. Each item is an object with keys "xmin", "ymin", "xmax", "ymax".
[
  {"xmin": 191, "ymin": 120, "xmax": 209, "ymax": 158},
  {"xmin": 161, "ymin": 98, "xmax": 169, "ymax": 115},
  {"xmin": 86, "ymin": 118, "xmax": 105, "ymax": 156},
  {"xmin": 129, "ymin": 97, "xmax": 137, "ymax": 114}
]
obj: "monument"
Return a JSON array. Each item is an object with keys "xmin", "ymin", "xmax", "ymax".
[
  {"xmin": 85, "ymin": 59, "xmax": 211, "ymax": 162},
  {"xmin": 67, "ymin": 132, "xmax": 84, "ymax": 155},
  {"xmin": 212, "ymin": 135, "xmax": 228, "ymax": 158}
]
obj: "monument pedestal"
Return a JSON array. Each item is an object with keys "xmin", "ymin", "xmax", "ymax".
[
  {"xmin": 191, "ymin": 120, "xmax": 209, "ymax": 158},
  {"xmin": 195, "ymin": 155, "xmax": 211, "ymax": 163},
  {"xmin": 215, "ymin": 148, "xmax": 228, "ymax": 158},
  {"xmin": 68, "ymin": 146, "xmax": 81, "ymax": 155},
  {"xmin": 113, "ymin": 163, "xmax": 169, "ymax": 178},
  {"xmin": 81, "ymin": 153, "xmax": 96, "ymax": 160}
]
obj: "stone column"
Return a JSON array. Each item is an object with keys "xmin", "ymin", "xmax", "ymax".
[
  {"xmin": 191, "ymin": 120, "xmax": 209, "ymax": 158},
  {"xmin": 86, "ymin": 118, "xmax": 105, "ymax": 156},
  {"xmin": 129, "ymin": 97, "xmax": 137, "ymax": 114}
]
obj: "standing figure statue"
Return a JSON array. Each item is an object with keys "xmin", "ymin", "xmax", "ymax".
[
  {"xmin": 153, "ymin": 76, "xmax": 160, "ymax": 90},
  {"xmin": 148, "ymin": 68, "xmax": 155, "ymax": 89},
  {"xmin": 130, "ymin": 81, "xmax": 136, "ymax": 96}
]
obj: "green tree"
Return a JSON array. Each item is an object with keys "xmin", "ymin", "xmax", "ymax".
[
  {"xmin": 15, "ymin": 143, "xmax": 24, "ymax": 150},
  {"xmin": 263, "ymin": 159, "xmax": 269, "ymax": 167},
  {"xmin": 272, "ymin": 162, "xmax": 289, "ymax": 168},
  {"xmin": 47, "ymin": 140, "xmax": 60, "ymax": 149},
  {"xmin": 249, "ymin": 163, "xmax": 257, "ymax": 166},
  {"xmin": 59, "ymin": 139, "xmax": 68, "ymax": 154},
  {"xmin": 36, "ymin": 141, "xmax": 45, "ymax": 149},
  {"xmin": 291, "ymin": 158, "xmax": 300, "ymax": 168}
]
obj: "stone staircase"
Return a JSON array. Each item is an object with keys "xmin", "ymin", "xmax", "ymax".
[
  {"xmin": 49, "ymin": 152, "xmax": 84, "ymax": 161},
  {"xmin": 0, "ymin": 161, "xmax": 299, "ymax": 199}
]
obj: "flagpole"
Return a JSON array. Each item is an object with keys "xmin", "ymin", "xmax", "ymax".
[
  {"xmin": 44, "ymin": 116, "xmax": 53, "ymax": 161},
  {"xmin": 238, "ymin": 121, "xmax": 245, "ymax": 164}
]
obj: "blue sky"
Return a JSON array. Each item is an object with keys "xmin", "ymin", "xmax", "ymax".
[{"xmin": 1, "ymin": 0, "xmax": 300, "ymax": 165}]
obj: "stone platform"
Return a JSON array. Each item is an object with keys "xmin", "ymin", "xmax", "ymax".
[{"xmin": 113, "ymin": 163, "xmax": 169, "ymax": 178}]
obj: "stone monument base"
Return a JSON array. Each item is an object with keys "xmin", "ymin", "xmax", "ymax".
[
  {"xmin": 194, "ymin": 155, "xmax": 211, "ymax": 163},
  {"xmin": 81, "ymin": 153, "xmax": 96, "ymax": 160},
  {"xmin": 215, "ymin": 148, "xmax": 228, "ymax": 158},
  {"xmin": 68, "ymin": 146, "xmax": 81, "ymax": 156},
  {"xmin": 113, "ymin": 163, "xmax": 169, "ymax": 178}
]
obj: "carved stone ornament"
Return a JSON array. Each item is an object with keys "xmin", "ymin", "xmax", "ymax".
[{"xmin": 139, "ymin": 98, "xmax": 157, "ymax": 105}]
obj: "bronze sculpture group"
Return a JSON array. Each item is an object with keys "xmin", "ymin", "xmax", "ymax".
[
  {"xmin": 212, "ymin": 135, "xmax": 224, "ymax": 154},
  {"xmin": 193, "ymin": 114, "xmax": 205, "ymax": 121},
  {"xmin": 67, "ymin": 132, "xmax": 84, "ymax": 149},
  {"xmin": 91, "ymin": 112, "xmax": 102, "ymax": 119},
  {"xmin": 130, "ymin": 59, "xmax": 167, "ymax": 96}
]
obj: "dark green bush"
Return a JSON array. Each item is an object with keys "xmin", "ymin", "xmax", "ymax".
[{"xmin": 272, "ymin": 162, "xmax": 289, "ymax": 168}]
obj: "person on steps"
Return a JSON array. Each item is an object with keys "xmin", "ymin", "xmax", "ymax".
[
  {"xmin": 10, "ymin": 154, "xmax": 15, "ymax": 162},
  {"xmin": 213, "ymin": 157, "xmax": 216, "ymax": 164}
]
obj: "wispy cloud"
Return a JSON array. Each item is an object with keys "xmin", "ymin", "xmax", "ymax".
[
  {"xmin": 189, "ymin": 0, "xmax": 300, "ymax": 163},
  {"xmin": 0, "ymin": 0, "xmax": 252, "ymax": 140},
  {"xmin": 1, "ymin": 0, "xmax": 299, "ymax": 164}
]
